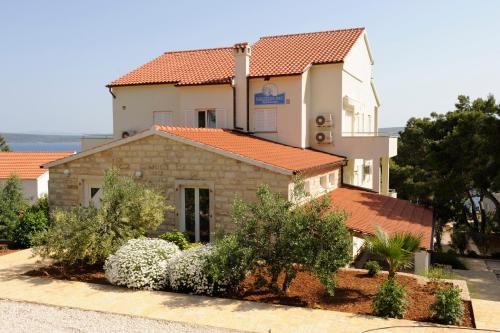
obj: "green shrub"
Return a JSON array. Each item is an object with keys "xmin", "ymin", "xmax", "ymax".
[
  {"xmin": 159, "ymin": 231, "xmax": 190, "ymax": 250},
  {"xmin": 209, "ymin": 182, "xmax": 352, "ymax": 296},
  {"xmin": 430, "ymin": 285, "xmax": 464, "ymax": 325},
  {"xmin": 373, "ymin": 278, "xmax": 408, "ymax": 318},
  {"xmin": 12, "ymin": 210, "xmax": 49, "ymax": 247},
  {"xmin": 0, "ymin": 175, "xmax": 27, "ymax": 240},
  {"xmin": 424, "ymin": 265, "xmax": 453, "ymax": 283},
  {"xmin": 29, "ymin": 195, "xmax": 50, "ymax": 221},
  {"xmin": 364, "ymin": 260, "xmax": 381, "ymax": 276},
  {"xmin": 431, "ymin": 251, "xmax": 466, "ymax": 270},
  {"xmin": 467, "ymin": 250, "xmax": 479, "ymax": 258},
  {"xmin": 33, "ymin": 169, "xmax": 166, "ymax": 265}
]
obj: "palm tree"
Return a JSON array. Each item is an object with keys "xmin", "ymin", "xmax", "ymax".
[
  {"xmin": 0, "ymin": 134, "xmax": 9, "ymax": 151},
  {"xmin": 366, "ymin": 227, "xmax": 422, "ymax": 279}
]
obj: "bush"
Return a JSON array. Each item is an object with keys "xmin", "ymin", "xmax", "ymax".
[
  {"xmin": 373, "ymin": 278, "xmax": 408, "ymax": 318},
  {"xmin": 167, "ymin": 244, "xmax": 229, "ymax": 295},
  {"xmin": 431, "ymin": 251, "xmax": 467, "ymax": 270},
  {"xmin": 104, "ymin": 238, "xmax": 180, "ymax": 290},
  {"xmin": 466, "ymin": 250, "xmax": 479, "ymax": 258},
  {"xmin": 159, "ymin": 231, "xmax": 190, "ymax": 250},
  {"xmin": 12, "ymin": 210, "xmax": 49, "ymax": 247},
  {"xmin": 424, "ymin": 265, "xmax": 453, "ymax": 283},
  {"xmin": 214, "ymin": 183, "xmax": 351, "ymax": 296},
  {"xmin": 365, "ymin": 260, "xmax": 381, "ymax": 276},
  {"xmin": 0, "ymin": 175, "xmax": 27, "ymax": 240},
  {"xmin": 430, "ymin": 285, "xmax": 464, "ymax": 325},
  {"xmin": 33, "ymin": 169, "xmax": 166, "ymax": 265}
]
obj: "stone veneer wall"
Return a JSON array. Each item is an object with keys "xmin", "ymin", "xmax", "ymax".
[{"xmin": 48, "ymin": 135, "xmax": 295, "ymax": 234}]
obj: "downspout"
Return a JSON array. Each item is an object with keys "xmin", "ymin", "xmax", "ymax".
[
  {"xmin": 246, "ymin": 76, "xmax": 250, "ymax": 132},
  {"xmin": 108, "ymin": 87, "xmax": 116, "ymax": 99},
  {"xmin": 232, "ymin": 80, "xmax": 237, "ymax": 129}
]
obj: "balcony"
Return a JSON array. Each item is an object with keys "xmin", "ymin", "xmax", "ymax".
[{"xmin": 334, "ymin": 132, "xmax": 398, "ymax": 159}]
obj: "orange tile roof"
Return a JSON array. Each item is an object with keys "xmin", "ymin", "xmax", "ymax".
[
  {"xmin": 249, "ymin": 28, "xmax": 364, "ymax": 77},
  {"xmin": 108, "ymin": 28, "xmax": 364, "ymax": 87},
  {"xmin": 328, "ymin": 187, "xmax": 433, "ymax": 249},
  {"xmin": 155, "ymin": 126, "xmax": 345, "ymax": 173},
  {"xmin": 0, "ymin": 152, "xmax": 75, "ymax": 180}
]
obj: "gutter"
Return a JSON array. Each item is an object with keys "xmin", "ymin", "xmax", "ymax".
[
  {"xmin": 246, "ymin": 76, "xmax": 250, "ymax": 132},
  {"xmin": 108, "ymin": 87, "xmax": 116, "ymax": 99}
]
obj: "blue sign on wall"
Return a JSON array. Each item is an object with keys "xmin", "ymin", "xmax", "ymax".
[{"xmin": 254, "ymin": 84, "xmax": 285, "ymax": 105}]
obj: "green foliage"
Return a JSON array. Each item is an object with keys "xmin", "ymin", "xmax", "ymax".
[
  {"xmin": 430, "ymin": 285, "xmax": 464, "ymax": 325},
  {"xmin": 364, "ymin": 260, "xmax": 381, "ymax": 277},
  {"xmin": 12, "ymin": 210, "xmax": 49, "ymax": 247},
  {"xmin": 34, "ymin": 169, "xmax": 166, "ymax": 265},
  {"xmin": 210, "ymin": 183, "xmax": 352, "ymax": 295},
  {"xmin": 0, "ymin": 175, "xmax": 27, "ymax": 240},
  {"xmin": 424, "ymin": 265, "xmax": 454, "ymax": 283},
  {"xmin": 159, "ymin": 231, "xmax": 190, "ymax": 250},
  {"xmin": 366, "ymin": 227, "xmax": 422, "ymax": 278},
  {"xmin": 30, "ymin": 195, "xmax": 50, "ymax": 221},
  {"xmin": 390, "ymin": 95, "xmax": 500, "ymax": 247},
  {"xmin": 0, "ymin": 134, "xmax": 9, "ymax": 152},
  {"xmin": 373, "ymin": 278, "xmax": 408, "ymax": 318},
  {"xmin": 431, "ymin": 251, "xmax": 467, "ymax": 270}
]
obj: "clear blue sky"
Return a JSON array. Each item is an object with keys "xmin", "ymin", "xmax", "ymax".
[{"xmin": 1, "ymin": 0, "xmax": 499, "ymax": 134}]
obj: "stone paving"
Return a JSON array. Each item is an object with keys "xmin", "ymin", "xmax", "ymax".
[{"xmin": 0, "ymin": 250, "xmax": 493, "ymax": 333}]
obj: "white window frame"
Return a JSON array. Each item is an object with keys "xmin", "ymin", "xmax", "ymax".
[{"xmin": 196, "ymin": 109, "xmax": 217, "ymax": 128}]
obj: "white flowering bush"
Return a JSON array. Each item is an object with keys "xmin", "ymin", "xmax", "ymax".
[
  {"xmin": 167, "ymin": 244, "xmax": 228, "ymax": 295},
  {"xmin": 104, "ymin": 238, "xmax": 180, "ymax": 290}
]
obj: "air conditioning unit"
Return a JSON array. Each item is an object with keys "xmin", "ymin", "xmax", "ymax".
[
  {"xmin": 315, "ymin": 131, "xmax": 333, "ymax": 144},
  {"xmin": 315, "ymin": 113, "xmax": 333, "ymax": 127},
  {"xmin": 121, "ymin": 130, "xmax": 137, "ymax": 139}
]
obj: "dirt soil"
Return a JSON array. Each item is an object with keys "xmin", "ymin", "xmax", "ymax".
[
  {"xmin": 0, "ymin": 242, "xmax": 20, "ymax": 256},
  {"xmin": 235, "ymin": 270, "xmax": 474, "ymax": 328},
  {"xmin": 24, "ymin": 265, "xmax": 474, "ymax": 327}
]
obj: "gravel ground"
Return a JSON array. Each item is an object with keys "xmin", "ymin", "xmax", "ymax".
[{"xmin": 0, "ymin": 299, "xmax": 242, "ymax": 333}]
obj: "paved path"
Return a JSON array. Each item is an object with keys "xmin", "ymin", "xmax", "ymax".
[
  {"xmin": 0, "ymin": 250, "xmax": 488, "ymax": 333},
  {"xmin": 0, "ymin": 299, "xmax": 238, "ymax": 333},
  {"xmin": 452, "ymin": 258, "xmax": 500, "ymax": 331}
]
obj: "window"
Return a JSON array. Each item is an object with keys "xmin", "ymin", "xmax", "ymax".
[
  {"xmin": 328, "ymin": 172, "xmax": 337, "ymax": 187},
  {"xmin": 197, "ymin": 109, "xmax": 216, "ymax": 128},
  {"xmin": 181, "ymin": 187, "xmax": 211, "ymax": 242},
  {"xmin": 254, "ymin": 108, "xmax": 277, "ymax": 132},
  {"xmin": 320, "ymin": 175, "xmax": 328, "ymax": 189},
  {"xmin": 153, "ymin": 111, "xmax": 173, "ymax": 126}
]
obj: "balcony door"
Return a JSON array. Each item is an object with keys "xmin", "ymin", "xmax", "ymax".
[{"xmin": 180, "ymin": 187, "xmax": 211, "ymax": 242}]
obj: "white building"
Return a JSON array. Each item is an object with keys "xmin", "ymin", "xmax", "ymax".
[
  {"xmin": 83, "ymin": 28, "xmax": 397, "ymax": 196},
  {"xmin": 0, "ymin": 152, "xmax": 74, "ymax": 202}
]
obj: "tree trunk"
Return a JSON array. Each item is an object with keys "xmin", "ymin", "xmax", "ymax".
[{"xmin": 467, "ymin": 191, "xmax": 480, "ymax": 232}]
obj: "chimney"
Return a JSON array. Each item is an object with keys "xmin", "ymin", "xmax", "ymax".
[{"xmin": 233, "ymin": 42, "xmax": 250, "ymax": 131}]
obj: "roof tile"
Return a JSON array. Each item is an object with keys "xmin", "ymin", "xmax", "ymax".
[
  {"xmin": 328, "ymin": 187, "xmax": 433, "ymax": 249},
  {"xmin": 0, "ymin": 152, "xmax": 75, "ymax": 179}
]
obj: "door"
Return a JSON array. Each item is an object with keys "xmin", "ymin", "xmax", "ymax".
[
  {"xmin": 181, "ymin": 187, "xmax": 211, "ymax": 242},
  {"xmin": 83, "ymin": 181, "xmax": 103, "ymax": 208}
]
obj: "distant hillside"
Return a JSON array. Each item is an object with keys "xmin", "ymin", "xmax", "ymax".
[
  {"xmin": 1, "ymin": 132, "xmax": 81, "ymax": 143},
  {"xmin": 379, "ymin": 127, "xmax": 404, "ymax": 135}
]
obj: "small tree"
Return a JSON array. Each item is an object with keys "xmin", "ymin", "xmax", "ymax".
[
  {"xmin": 366, "ymin": 227, "xmax": 422, "ymax": 279},
  {"xmin": 0, "ymin": 175, "xmax": 27, "ymax": 240},
  {"xmin": 0, "ymin": 134, "xmax": 9, "ymax": 152},
  {"xmin": 209, "ymin": 182, "xmax": 352, "ymax": 295},
  {"xmin": 34, "ymin": 169, "xmax": 166, "ymax": 265}
]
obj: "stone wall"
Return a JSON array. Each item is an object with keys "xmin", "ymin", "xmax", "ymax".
[{"xmin": 48, "ymin": 134, "xmax": 295, "ymax": 235}]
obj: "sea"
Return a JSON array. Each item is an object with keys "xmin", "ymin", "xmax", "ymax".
[{"xmin": 2, "ymin": 133, "xmax": 86, "ymax": 152}]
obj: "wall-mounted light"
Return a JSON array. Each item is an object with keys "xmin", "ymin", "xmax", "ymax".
[
  {"xmin": 134, "ymin": 170, "xmax": 143, "ymax": 178},
  {"xmin": 63, "ymin": 169, "xmax": 71, "ymax": 176},
  {"xmin": 122, "ymin": 105, "xmax": 127, "ymax": 110}
]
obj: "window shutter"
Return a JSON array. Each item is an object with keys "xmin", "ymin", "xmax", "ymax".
[
  {"xmin": 154, "ymin": 111, "xmax": 173, "ymax": 126},
  {"xmin": 184, "ymin": 110, "xmax": 196, "ymax": 127},
  {"xmin": 254, "ymin": 109, "xmax": 276, "ymax": 132},
  {"xmin": 215, "ymin": 109, "xmax": 226, "ymax": 128}
]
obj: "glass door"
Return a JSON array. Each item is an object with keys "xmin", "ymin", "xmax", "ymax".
[{"xmin": 181, "ymin": 187, "xmax": 210, "ymax": 242}]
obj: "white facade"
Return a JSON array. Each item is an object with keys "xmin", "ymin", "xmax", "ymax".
[
  {"xmin": 94, "ymin": 31, "xmax": 397, "ymax": 194},
  {"xmin": 0, "ymin": 171, "xmax": 49, "ymax": 203}
]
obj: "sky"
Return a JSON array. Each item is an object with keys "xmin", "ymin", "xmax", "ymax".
[{"xmin": 1, "ymin": 0, "xmax": 499, "ymax": 134}]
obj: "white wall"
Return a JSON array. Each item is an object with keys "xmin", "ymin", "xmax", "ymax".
[
  {"xmin": 249, "ymin": 76, "xmax": 305, "ymax": 148},
  {"xmin": 0, "ymin": 173, "xmax": 47, "ymax": 203},
  {"xmin": 112, "ymin": 84, "xmax": 233, "ymax": 138},
  {"xmin": 36, "ymin": 171, "xmax": 49, "ymax": 199}
]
